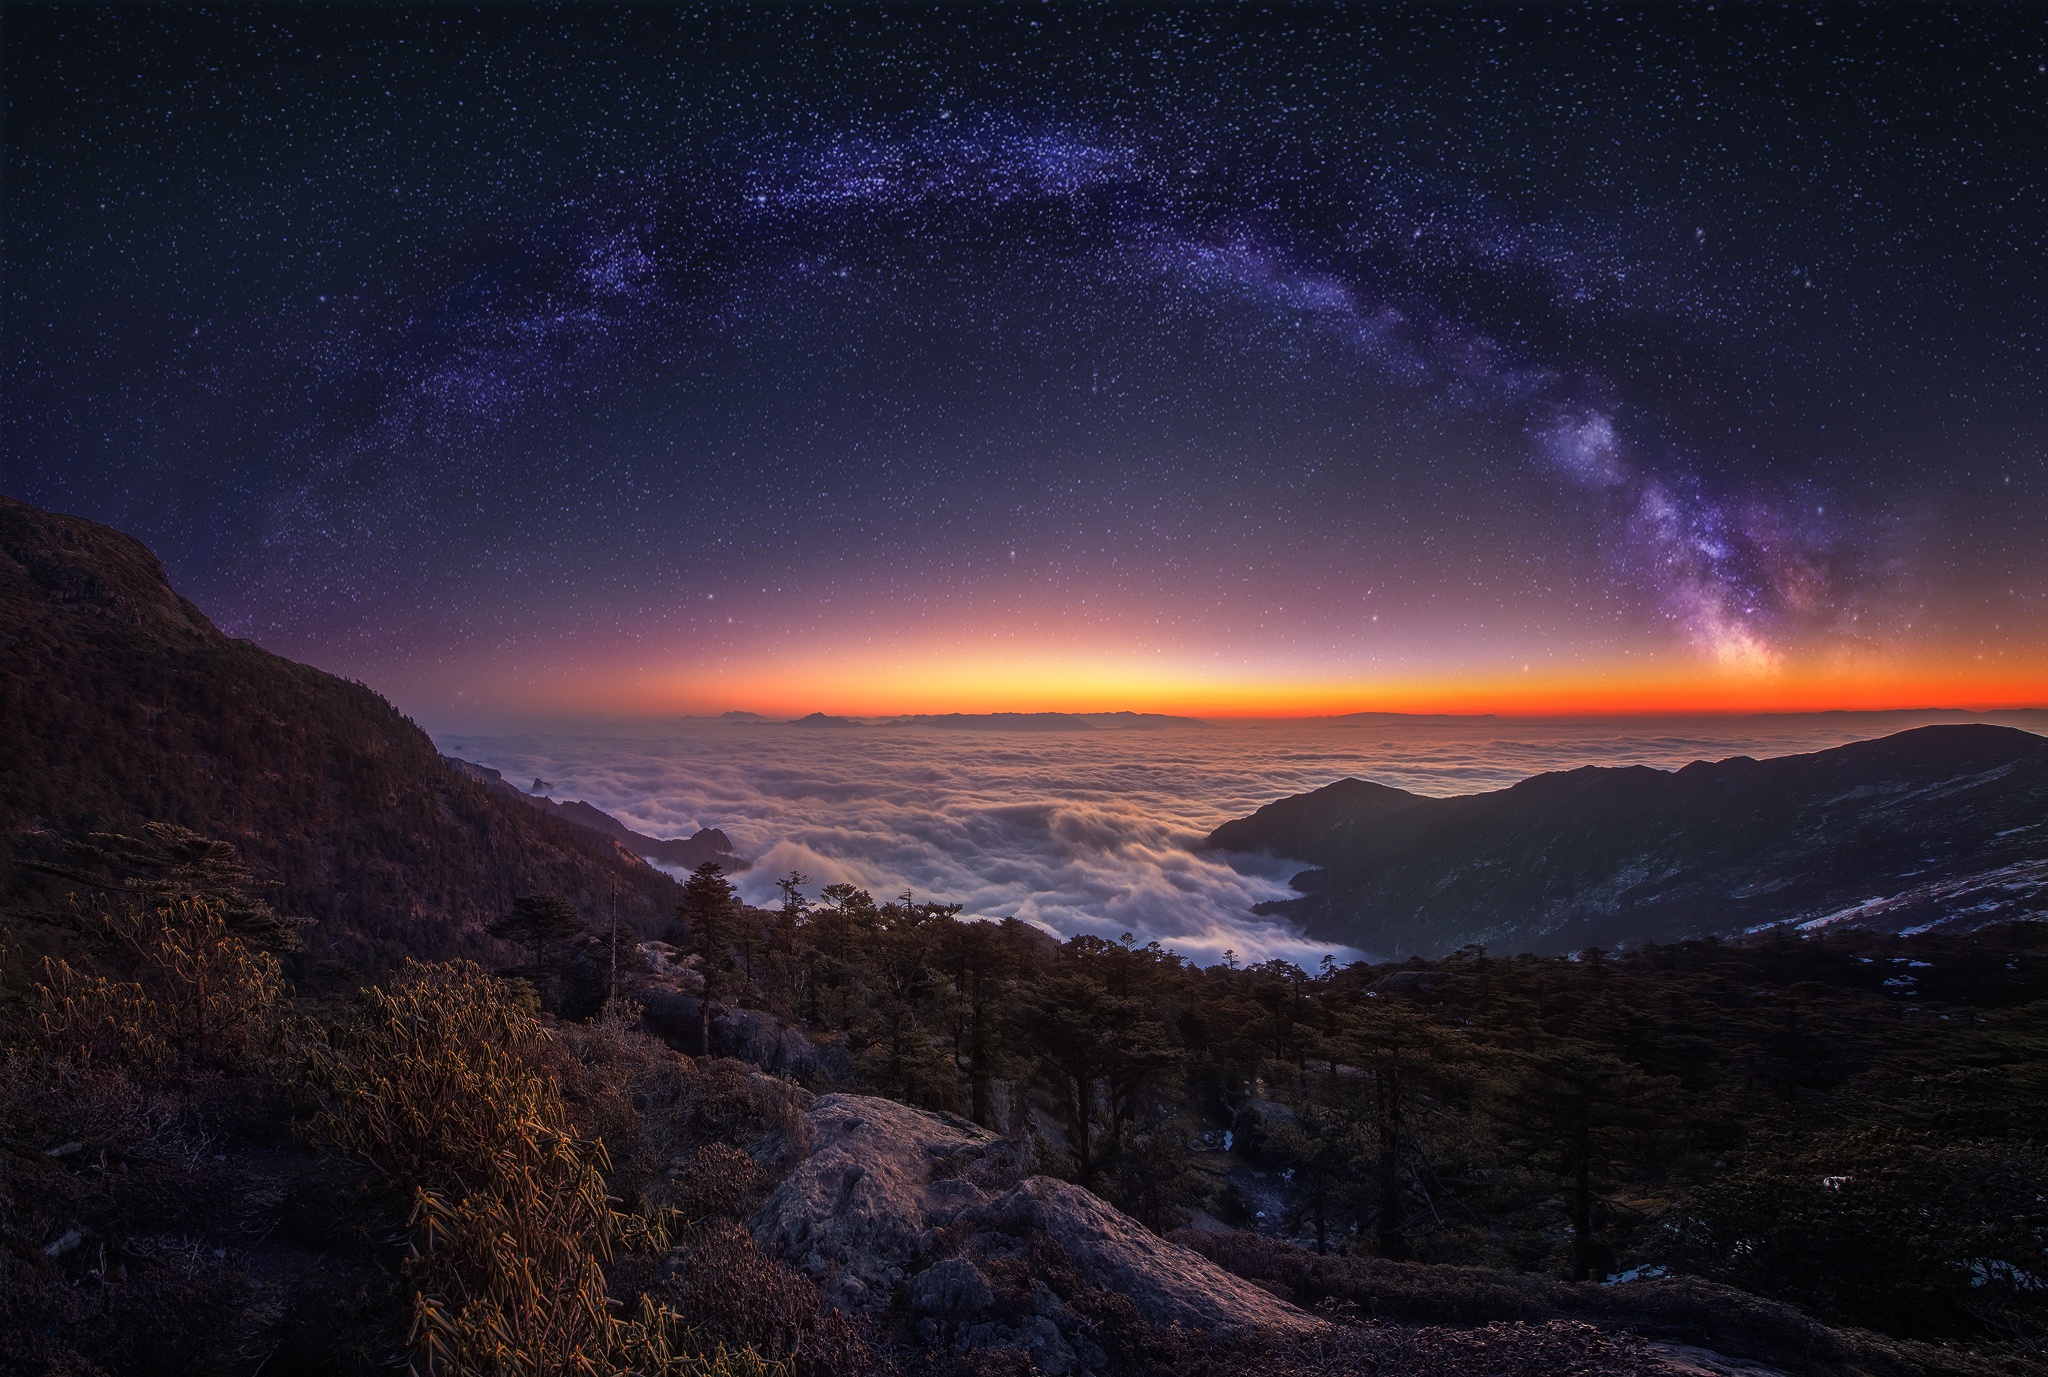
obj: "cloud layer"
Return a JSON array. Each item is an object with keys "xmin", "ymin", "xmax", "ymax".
[{"xmin": 434, "ymin": 713, "xmax": 2024, "ymax": 964}]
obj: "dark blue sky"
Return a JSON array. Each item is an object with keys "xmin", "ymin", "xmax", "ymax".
[{"xmin": 6, "ymin": 4, "xmax": 2045, "ymax": 714}]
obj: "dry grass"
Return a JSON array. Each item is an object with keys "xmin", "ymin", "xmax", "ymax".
[
  {"xmin": 298, "ymin": 960, "xmax": 788, "ymax": 1377},
  {"xmin": 654, "ymin": 1221, "xmax": 880, "ymax": 1377}
]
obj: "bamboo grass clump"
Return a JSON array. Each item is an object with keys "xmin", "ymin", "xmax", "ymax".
[
  {"xmin": 300, "ymin": 960, "xmax": 785, "ymax": 1377},
  {"xmin": 34, "ymin": 957, "xmax": 167, "ymax": 1069},
  {"xmin": 34, "ymin": 896, "xmax": 284, "ymax": 1069}
]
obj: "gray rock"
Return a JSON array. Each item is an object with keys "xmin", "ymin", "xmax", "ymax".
[
  {"xmin": 1644, "ymin": 1343, "xmax": 1790, "ymax": 1376},
  {"xmin": 909, "ymin": 1257, "xmax": 995, "ymax": 1317},
  {"xmin": 638, "ymin": 990, "xmax": 707, "ymax": 1053},
  {"xmin": 924, "ymin": 1176, "xmax": 989, "ymax": 1224},
  {"xmin": 970, "ymin": 1175, "xmax": 1322, "ymax": 1337},
  {"xmin": 638, "ymin": 941, "xmax": 706, "ymax": 992},
  {"xmin": 1017, "ymin": 1314, "xmax": 1077, "ymax": 1375},
  {"xmin": 720, "ymin": 1006, "xmax": 842, "ymax": 1080},
  {"xmin": 1370, "ymin": 968, "xmax": 1444, "ymax": 996},
  {"xmin": 638, "ymin": 993, "xmax": 847, "ymax": 1081},
  {"xmin": 751, "ymin": 1092, "xmax": 1320, "ymax": 1341},
  {"xmin": 750, "ymin": 1094, "xmax": 1024, "ymax": 1312}
]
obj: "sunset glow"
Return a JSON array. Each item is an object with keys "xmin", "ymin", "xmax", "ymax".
[{"xmin": 461, "ymin": 641, "xmax": 2048, "ymax": 722}]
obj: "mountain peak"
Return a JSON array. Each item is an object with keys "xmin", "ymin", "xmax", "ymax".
[
  {"xmin": 2, "ymin": 495, "xmax": 683, "ymax": 975},
  {"xmin": 1204, "ymin": 776, "xmax": 1427, "ymax": 859},
  {"xmin": 1, "ymin": 494, "xmax": 216, "ymax": 641}
]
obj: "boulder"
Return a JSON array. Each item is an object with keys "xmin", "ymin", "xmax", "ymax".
[
  {"xmin": 1370, "ymin": 968, "xmax": 1445, "ymax": 996},
  {"xmin": 720, "ymin": 1006, "xmax": 846, "ymax": 1081},
  {"xmin": 639, "ymin": 990, "xmax": 707, "ymax": 1053},
  {"xmin": 751, "ymin": 1094, "xmax": 1024, "ymax": 1312},
  {"xmin": 970, "ymin": 1176, "xmax": 1323, "ymax": 1337},
  {"xmin": 751, "ymin": 1092, "xmax": 1321, "ymax": 1342},
  {"xmin": 908, "ymin": 1256, "xmax": 996, "ymax": 1318},
  {"xmin": 638, "ymin": 941, "xmax": 706, "ymax": 992}
]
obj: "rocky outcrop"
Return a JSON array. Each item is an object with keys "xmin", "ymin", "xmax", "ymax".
[
  {"xmin": 750, "ymin": 1092, "xmax": 1322, "ymax": 1368},
  {"xmin": 639, "ymin": 991, "xmax": 847, "ymax": 1081},
  {"xmin": 751, "ymin": 1095, "xmax": 1024, "ymax": 1311},
  {"xmin": 969, "ymin": 1175, "xmax": 1323, "ymax": 1337}
]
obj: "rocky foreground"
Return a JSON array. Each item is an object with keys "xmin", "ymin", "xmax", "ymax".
[{"xmin": 719, "ymin": 1085, "xmax": 1963, "ymax": 1377}]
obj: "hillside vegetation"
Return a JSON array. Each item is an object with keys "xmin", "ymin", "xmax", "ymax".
[
  {"xmin": 5, "ymin": 849, "xmax": 2043, "ymax": 1376},
  {"xmin": 645, "ymin": 868, "xmax": 2048, "ymax": 1363},
  {"xmin": 0, "ymin": 495, "xmax": 681, "ymax": 978}
]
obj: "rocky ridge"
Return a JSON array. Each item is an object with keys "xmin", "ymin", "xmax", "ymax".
[
  {"xmin": 448, "ymin": 758, "xmax": 744, "ymax": 872},
  {"xmin": 1206, "ymin": 724, "xmax": 2048, "ymax": 955}
]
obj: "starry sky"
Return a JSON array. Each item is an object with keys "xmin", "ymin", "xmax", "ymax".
[{"xmin": 7, "ymin": 3, "xmax": 2047, "ymax": 718}]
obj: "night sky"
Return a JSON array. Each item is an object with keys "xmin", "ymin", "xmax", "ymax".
[{"xmin": 7, "ymin": 4, "xmax": 2046, "ymax": 717}]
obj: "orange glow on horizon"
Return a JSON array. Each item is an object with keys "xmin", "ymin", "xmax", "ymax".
[{"xmin": 477, "ymin": 644, "xmax": 2048, "ymax": 721}]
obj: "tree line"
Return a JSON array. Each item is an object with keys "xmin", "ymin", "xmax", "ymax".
[
  {"xmin": 10, "ymin": 827, "xmax": 2043, "ymax": 1369},
  {"xmin": 490, "ymin": 859, "xmax": 2048, "ymax": 1353}
]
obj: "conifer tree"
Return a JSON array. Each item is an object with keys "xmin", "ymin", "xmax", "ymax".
[
  {"xmin": 488, "ymin": 892, "xmax": 586, "ymax": 974},
  {"xmin": 674, "ymin": 862, "xmax": 739, "ymax": 1054}
]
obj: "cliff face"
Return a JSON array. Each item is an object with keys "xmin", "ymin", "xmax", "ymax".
[
  {"xmin": 0, "ymin": 495, "xmax": 680, "ymax": 975},
  {"xmin": 1205, "ymin": 725, "xmax": 2048, "ymax": 956}
]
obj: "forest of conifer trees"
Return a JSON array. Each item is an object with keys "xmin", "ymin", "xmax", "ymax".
[
  {"xmin": 648, "ymin": 862, "xmax": 2048, "ymax": 1347},
  {"xmin": 4, "ymin": 835, "xmax": 2044, "ymax": 1375}
]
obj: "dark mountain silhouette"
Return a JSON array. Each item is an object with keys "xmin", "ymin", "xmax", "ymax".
[
  {"xmin": 882, "ymin": 711, "xmax": 1210, "ymax": 731},
  {"xmin": 1205, "ymin": 725, "xmax": 2048, "ymax": 955},
  {"xmin": 0, "ymin": 494, "xmax": 683, "ymax": 975},
  {"xmin": 447, "ymin": 758, "xmax": 744, "ymax": 872},
  {"xmin": 886, "ymin": 712, "xmax": 1099, "ymax": 731},
  {"xmin": 1327, "ymin": 711, "xmax": 1497, "ymax": 723},
  {"xmin": 1080, "ymin": 710, "xmax": 1211, "ymax": 729},
  {"xmin": 1207, "ymin": 777, "xmax": 1430, "ymax": 859},
  {"xmin": 786, "ymin": 711, "xmax": 863, "ymax": 727}
]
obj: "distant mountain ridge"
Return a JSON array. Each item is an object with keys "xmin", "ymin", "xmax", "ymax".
[
  {"xmin": 0, "ymin": 494, "xmax": 683, "ymax": 975},
  {"xmin": 883, "ymin": 711, "xmax": 1210, "ymax": 731},
  {"xmin": 447, "ymin": 759, "xmax": 744, "ymax": 872},
  {"xmin": 1205, "ymin": 725, "xmax": 2048, "ymax": 955},
  {"xmin": 716, "ymin": 710, "xmax": 1213, "ymax": 730}
]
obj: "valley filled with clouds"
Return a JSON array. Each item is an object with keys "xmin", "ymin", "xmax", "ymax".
[{"xmin": 434, "ymin": 711, "xmax": 2038, "ymax": 964}]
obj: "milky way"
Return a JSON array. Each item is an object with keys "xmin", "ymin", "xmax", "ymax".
[{"xmin": 5, "ymin": 5, "xmax": 2045, "ymax": 714}]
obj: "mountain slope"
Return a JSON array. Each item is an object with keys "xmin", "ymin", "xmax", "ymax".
[
  {"xmin": 1204, "ymin": 725, "xmax": 2048, "ymax": 955},
  {"xmin": 0, "ymin": 494, "xmax": 682, "ymax": 974}
]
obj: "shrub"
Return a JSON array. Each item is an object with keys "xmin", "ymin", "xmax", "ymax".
[
  {"xmin": 298, "ymin": 960, "xmax": 784, "ymax": 1377},
  {"xmin": 654, "ymin": 1221, "xmax": 876, "ymax": 1377},
  {"xmin": 32, "ymin": 897, "xmax": 283, "ymax": 1070},
  {"xmin": 668, "ymin": 1143, "xmax": 768, "ymax": 1223},
  {"xmin": 33, "ymin": 957, "xmax": 166, "ymax": 1069}
]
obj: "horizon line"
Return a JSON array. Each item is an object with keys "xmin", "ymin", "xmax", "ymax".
[{"xmin": 426, "ymin": 703, "xmax": 2048, "ymax": 726}]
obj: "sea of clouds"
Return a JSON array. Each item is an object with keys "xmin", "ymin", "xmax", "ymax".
[{"xmin": 432, "ymin": 711, "xmax": 2043, "ymax": 966}]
